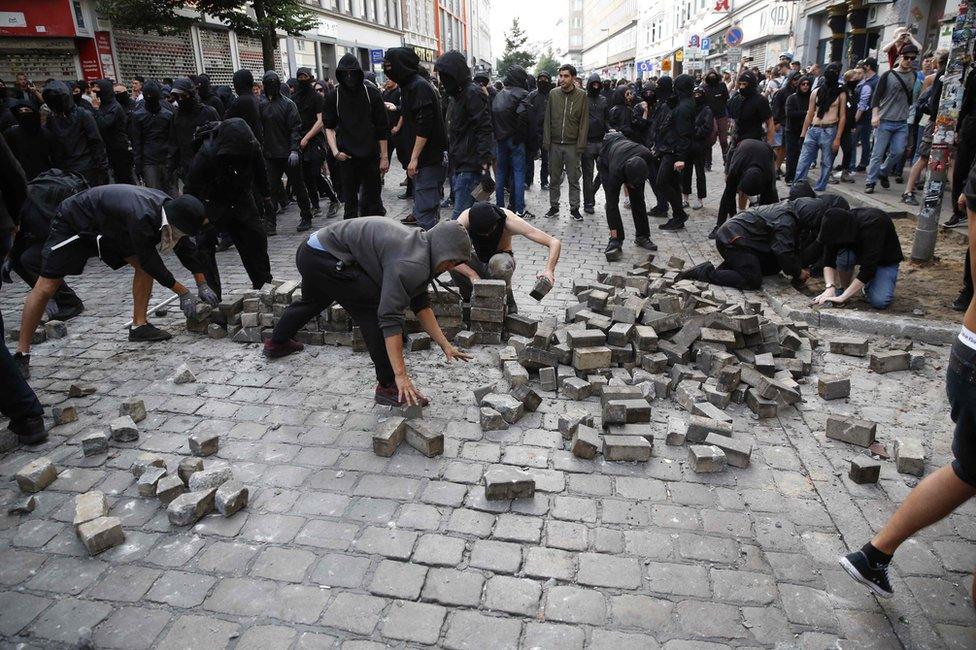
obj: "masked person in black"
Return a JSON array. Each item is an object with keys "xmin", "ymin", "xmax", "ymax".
[
  {"xmin": 600, "ymin": 131, "xmax": 658, "ymax": 257},
  {"xmin": 323, "ymin": 55, "xmax": 389, "ymax": 220},
  {"xmin": 582, "ymin": 73, "xmax": 609, "ymax": 214},
  {"xmin": 0, "ymin": 80, "xmax": 16, "ymax": 132},
  {"xmin": 381, "ymin": 76, "xmax": 409, "ymax": 198},
  {"xmin": 3, "ymin": 102, "xmax": 54, "ymax": 181},
  {"xmin": 656, "ymin": 74, "xmax": 695, "ymax": 231},
  {"xmin": 131, "ymin": 81, "xmax": 174, "ymax": 194},
  {"xmin": 608, "ymin": 85, "xmax": 637, "ymax": 141},
  {"xmin": 226, "ymin": 69, "xmax": 264, "ymax": 145},
  {"xmin": 70, "ymin": 81, "xmax": 93, "ymax": 113},
  {"xmin": 703, "ymin": 69, "xmax": 731, "ymax": 168},
  {"xmin": 727, "ymin": 71, "xmax": 775, "ymax": 160},
  {"xmin": 784, "ymin": 75, "xmax": 813, "ymax": 183},
  {"xmin": 291, "ymin": 67, "xmax": 329, "ymax": 221},
  {"xmin": 14, "ymin": 187, "xmax": 212, "ymax": 378},
  {"xmin": 770, "ymin": 71, "xmax": 799, "ymax": 178},
  {"xmin": 92, "ymin": 79, "xmax": 134, "ymax": 184},
  {"xmin": 193, "ymin": 74, "xmax": 224, "ymax": 118},
  {"xmin": 41, "ymin": 81, "xmax": 109, "ymax": 187},
  {"xmin": 185, "ymin": 118, "xmax": 274, "ymax": 298},
  {"xmin": 682, "ymin": 85, "xmax": 714, "ymax": 211},
  {"xmin": 714, "ymin": 138, "xmax": 779, "ymax": 236},
  {"xmin": 526, "ymin": 71, "xmax": 553, "ymax": 189},
  {"xmin": 167, "ymin": 77, "xmax": 220, "ymax": 184},
  {"xmin": 634, "ymin": 76, "xmax": 672, "ymax": 218}
]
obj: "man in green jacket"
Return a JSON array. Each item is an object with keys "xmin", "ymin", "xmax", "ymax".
[{"xmin": 543, "ymin": 64, "xmax": 589, "ymax": 221}]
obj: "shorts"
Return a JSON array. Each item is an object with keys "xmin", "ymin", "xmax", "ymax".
[
  {"xmin": 40, "ymin": 217, "xmax": 127, "ymax": 279},
  {"xmin": 948, "ymin": 339, "xmax": 976, "ymax": 487},
  {"xmin": 918, "ymin": 122, "xmax": 935, "ymax": 158}
]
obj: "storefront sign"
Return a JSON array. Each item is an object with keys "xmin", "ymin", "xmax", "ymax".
[
  {"xmin": 317, "ymin": 19, "xmax": 338, "ymax": 39},
  {"xmin": 95, "ymin": 31, "xmax": 116, "ymax": 81},
  {"xmin": 0, "ymin": 12, "xmax": 26, "ymax": 28},
  {"xmin": 370, "ymin": 48, "xmax": 384, "ymax": 64},
  {"xmin": 77, "ymin": 37, "xmax": 101, "ymax": 80},
  {"xmin": 411, "ymin": 45, "xmax": 436, "ymax": 64}
]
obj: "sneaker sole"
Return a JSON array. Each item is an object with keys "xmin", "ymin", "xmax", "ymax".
[
  {"xmin": 943, "ymin": 222, "xmax": 967, "ymax": 229},
  {"xmin": 838, "ymin": 556, "xmax": 893, "ymax": 599},
  {"xmin": 374, "ymin": 394, "xmax": 401, "ymax": 407}
]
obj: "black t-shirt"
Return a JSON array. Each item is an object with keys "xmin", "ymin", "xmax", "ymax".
[
  {"xmin": 293, "ymin": 89, "xmax": 324, "ymax": 136},
  {"xmin": 730, "ymin": 93, "xmax": 772, "ymax": 142}
]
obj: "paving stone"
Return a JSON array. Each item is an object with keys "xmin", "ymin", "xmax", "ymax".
[
  {"xmin": 510, "ymin": 383, "xmax": 542, "ymax": 411},
  {"xmin": 167, "ymin": 489, "xmax": 216, "ymax": 526},
  {"xmin": 52, "ymin": 405, "xmax": 78, "ymax": 425},
  {"xmin": 578, "ymin": 552, "xmax": 642, "ymax": 589},
  {"xmin": 405, "ymin": 419, "xmax": 445, "ymax": 456},
  {"xmin": 702, "ymin": 432, "xmax": 752, "ymax": 468},
  {"xmin": 818, "ymin": 374, "xmax": 851, "ymax": 400},
  {"xmin": 688, "ymin": 444, "xmax": 727, "ymax": 472},
  {"xmin": 523, "ymin": 546, "xmax": 576, "ymax": 580},
  {"xmin": 421, "ymin": 567, "xmax": 485, "ymax": 607},
  {"xmin": 869, "ymin": 350, "xmax": 911, "ymax": 374},
  {"xmin": 479, "ymin": 406, "xmax": 508, "ymax": 430},
  {"xmin": 188, "ymin": 431, "xmax": 220, "ymax": 456},
  {"xmin": 469, "ymin": 539, "xmax": 522, "ymax": 574},
  {"xmin": 155, "ymin": 474, "xmax": 187, "ymax": 505},
  {"xmin": 676, "ymin": 599, "xmax": 750, "ymax": 639},
  {"xmin": 251, "ymin": 546, "xmax": 315, "ymax": 583},
  {"xmin": 894, "ymin": 437, "xmax": 925, "ymax": 476},
  {"xmin": 825, "ymin": 416, "xmax": 877, "ymax": 447},
  {"xmin": 137, "ymin": 466, "xmax": 167, "ymax": 496},
  {"xmin": 849, "ymin": 456, "xmax": 882, "ymax": 484},
  {"xmin": 171, "ymin": 363, "xmax": 197, "ymax": 384},
  {"xmin": 544, "ymin": 585, "xmax": 606, "ymax": 625},
  {"xmin": 592, "ymin": 629, "xmax": 662, "ymax": 650},
  {"xmin": 73, "ymin": 490, "xmax": 108, "ymax": 527},
  {"xmin": 109, "ymin": 415, "xmax": 139, "ymax": 442},
  {"xmin": 685, "ymin": 414, "xmax": 732, "ymax": 443},
  {"xmin": 493, "ymin": 513, "xmax": 543, "ymax": 542},
  {"xmin": 484, "ymin": 466, "xmax": 535, "ymax": 500},
  {"xmin": 443, "ymin": 610, "xmax": 522, "ymax": 650},
  {"xmin": 93, "ymin": 606, "xmax": 171, "ymax": 649},
  {"xmin": 571, "ymin": 424, "xmax": 601, "ymax": 459},
  {"xmin": 81, "ymin": 431, "xmax": 109, "ymax": 456},
  {"xmin": 16, "ymin": 457, "xmax": 57, "ymax": 493},
  {"xmin": 119, "ymin": 398, "xmax": 147, "ymax": 423},
  {"xmin": 215, "ymin": 480, "xmax": 248, "ymax": 516},
  {"xmin": 29, "ymin": 597, "xmax": 112, "ymax": 644},
  {"xmin": 480, "ymin": 393, "xmax": 524, "ymax": 424},
  {"xmin": 484, "ymin": 575, "xmax": 542, "ymax": 616},
  {"xmin": 156, "ymin": 614, "xmax": 239, "ymax": 649},
  {"xmin": 236, "ymin": 625, "xmax": 297, "ymax": 650},
  {"xmin": 829, "ymin": 336, "xmax": 869, "ymax": 357},
  {"xmin": 381, "ymin": 600, "xmax": 447, "ymax": 645},
  {"xmin": 187, "ymin": 464, "xmax": 233, "ymax": 491},
  {"xmin": 177, "ymin": 457, "xmax": 204, "ymax": 484},
  {"xmin": 76, "ymin": 516, "xmax": 124, "ymax": 555},
  {"xmin": 413, "ymin": 533, "xmax": 466, "ymax": 566},
  {"xmin": 603, "ymin": 434, "xmax": 652, "ymax": 461},
  {"xmin": 146, "ymin": 569, "xmax": 217, "ymax": 607},
  {"xmin": 644, "ymin": 562, "xmax": 710, "ymax": 597},
  {"xmin": 353, "ymin": 526, "xmax": 417, "ymax": 559}
]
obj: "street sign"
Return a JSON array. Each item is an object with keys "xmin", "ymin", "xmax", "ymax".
[
  {"xmin": 675, "ymin": 49, "xmax": 684, "ymax": 62},
  {"xmin": 637, "ymin": 60, "xmax": 650, "ymax": 72},
  {"xmin": 689, "ymin": 34, "xmax": 700, "ymax": 47},
  {"xmin": 701, "ymin": 37, "xmax": 711, "ymax": 52},
  {"xmin": 727, "ymin": 47, "xmax": 742, "ymax": 61},
  {"xmin": 725, "ymin": 27, "xmax": 743, "ymax": 46},
  {"xmin": 662, "ymin": 59, "xmax": 672, "ymax": 72},
  {"xmin": 370, "ymin": 48, "xmax": 384, "ymax": 64}
]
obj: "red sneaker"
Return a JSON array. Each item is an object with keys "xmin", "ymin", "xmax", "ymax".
[
  {"xmin": 374, "ymin": 383, "xmax": 429, "ymax": 407},
  {"xmin": 263, "ymin": 338, "xmax": 304, "ymax": 359}
]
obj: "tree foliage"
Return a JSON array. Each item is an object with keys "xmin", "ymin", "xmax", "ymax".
[
  {"xmin": 534, "ymin": 48, "xmax": 560, "ymax": 77},
  {"xmin": 495, "ymin": 18, "xmax": 536, "ymax": 78}
]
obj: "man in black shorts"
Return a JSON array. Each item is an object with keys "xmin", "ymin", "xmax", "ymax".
[
  {"xmin": 839, "ymin": 166, "xmax": 976, "ymax": 603},
  {"xmin": 13, "ymin": 186, "xmax": 213, "ymax": 378}
]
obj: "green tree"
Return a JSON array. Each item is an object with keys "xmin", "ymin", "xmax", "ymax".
[
  {"xmin": 495, "ymin": 18, "xmax": 536, "ymax": 78},
  {"xmin": 534, "ymin": 48, "xmax": 560, "ymax": 77},
  {"xmin": 97, "ymin": 0, "xmax": 317, "ymax": 72}
]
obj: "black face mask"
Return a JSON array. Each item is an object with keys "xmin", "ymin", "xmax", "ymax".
[
  {"xmin": 14, "ymin": 109, "xmax": 40, "ymax": 131},
  {"xmin": 179, "ymin": 93, "xmax": 198, "ymax": 110},
  {"xmin": 73, "ymin": 92, "xmax": 85, "ymax": 105},
  {"xmin": 298, "ymin": 78, "xmax": 312, "ymax": 91},
  {"xmin": 115, "ymin": 91, "xmax": 130, "ymax": 106},
  {"xmin": 587, "ymin": 84, "xmax": 600, "ymax": 97},
  {"xmin": 440, "ymin": 72, "xmax": 461, "ymax": 97},
  {"xmin": 339, "ymin": 73, "xmax": 358, "ymax": 91},
  {"xmin": 145, "ymin": 93, "xmax": 161, "ymax": 112}
]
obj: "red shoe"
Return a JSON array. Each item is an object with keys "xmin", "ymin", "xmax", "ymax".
[
  {"xmin": 263, "ymin": 338, "xmax": 304, "ymax": 359},
  {"xmin": 374, "ymin": 383, "xmax": 429, "ymax": 407}
]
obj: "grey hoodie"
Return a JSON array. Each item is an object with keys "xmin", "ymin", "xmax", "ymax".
[{"xmin": 315, "ymin": 217, "xmax": 470, "ymax": 336}]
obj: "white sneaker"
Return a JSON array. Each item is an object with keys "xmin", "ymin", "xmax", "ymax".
[
  {"xmin": 624, "ymin": 199, "xmax": 631, "ymax": 209},
  {"xmin": 691, "ymin": 197, "xmax": 703, "ymax": 210}
]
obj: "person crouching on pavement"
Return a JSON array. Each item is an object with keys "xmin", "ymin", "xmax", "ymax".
[
  {"xmin": 14, "ymin": 186, "xmax": 213, "ymax": 378},
  {"xmin": 264, "ymin": 218, "xmax": 473, "ymax": 407},
  {"xmin": 600, "ymin": 131, "xmax": 658, "ymax": 257},
  {"xmin": 451, "ymin": 202, "xmax": 561, "ymax": 314}
]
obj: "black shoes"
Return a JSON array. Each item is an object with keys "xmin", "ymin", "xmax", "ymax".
[
  {"xmin": 953, "ymin": 289, "xmax": 973, "ymax": 312},
  {"xmin": 312, "ymin": 207, "xmax": 323, "ymax": 218},
  {"xmin": 864, "ymin": 183, "xmax": 875, "ymax": 194},
  {"xmin": 570, "ymin": 208, "xmax": 583, "ymax": 221},
  {"xmin": 901, "ymin": 192, "xmax": 918, "ymax": 206},
  {"xmin": 839, "ymin": 550, "xmax": 894, "ymax": 599},
  {"xmin": 584, "ymin": 205, "xmax": 595, "ymax": 214},
  {"xmin": 676, "ymin": 261, "xmax": 714, "ymax": 282},
  {"xmin": 13, "ymin": 352, "xmax": 30, "ymax": 380},
  {"xmin": 943, "ymin": 213, "xmax": 966, "ymax": 229},
  {"xmin": 634, "ymin": 236, "xmax": 658, "ymax": 251},
  {"xmin": 879, "ymin": 175, "xmax": 890, "ymax": 189},
  {"xmin": 707, "ymin": 226, "xmax": 719, "ymax": 240},
  {"xmin": 545, "ymin": 207, "xmax": 559, "ymax": 218},
  {"xmin": 264, "ymin": 221, "xmax": 277, "ymax": 236},
  {"xmin": 541, "ymin": 182, "xmax": 549, "ymax": 191},
  {"xmin": 648, "ymin": 207, "xmax": 668, "ymax": 218},
  {"xmin": 297, "ymin": 218, "xmax": 312, "ymax": 232},
  {"xmin": 216, "ymin": 238, "xmax": 234, "ymax": 252},
  {"xmin": 8, "ymin": 416, "xmax": 47, "ymax": 446},
  {"xmin": 128, "ymin": 323, "xmax": 172, "ymax": 342},
  {"xmin": 659, "ymin": 216, "xmax": 687, "ymax": 231},
  {"xmin": 397, "ymin": 192, "xmax": 413, "ymax": 200},
  {"xmin": 604, "ymin": 238, "xmax": 623, "ymax": 255},
  {"xmin": 51, "ymin": 302, "xmax": 84, "ymax": 321}
]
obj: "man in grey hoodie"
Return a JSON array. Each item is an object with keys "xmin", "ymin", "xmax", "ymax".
[{"xmin": 265, "ymin": 218, "xmax": 473, "ymax": 407}]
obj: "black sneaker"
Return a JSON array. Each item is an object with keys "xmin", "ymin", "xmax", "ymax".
[
  {"xmin": 839, "ymin": 551, "xmax": 893, "ymax": 599},
  {"xmin": 676, "ymin": 261, "xmax": 714, "ymax": 281},
  {"xmin": 879, "ymin": 175, "xmax": 890, "ymax": 189},
  {"xmin": 545, "ymin": 207, "xmax": 559, "ymax": 218},
  {"xmin": 128, "ymin": 323, "xmax": 172, "ymax": 342},
  {"xmin": 397, "ymin": 191, "xmax": 413, "ymax": 200},
  {"xmin": 296, "ymin": 218, "xmax": 312, "ymax": 232},
  {"xmin": 895, "ymin": 176, "xmax": 903, "ymax": 184},
  {"xmin": 604, "ymin": 238, "xmax": 623, "ymax": 255},
  {"xmin": 953, "ymin": 290, "xmax": 973, "ymax": 312},
  {"xmin": 634, "ymin": 236, "xmax": 658, "ymax": 251},
  {"xmin": 901, "ymin": 192, "xmax": 918, "ymax": 206},
  {"xmin": 518, "ymin": 210, "xmax": 535, "ymax": 221},
  {"xmin": 9, "ymin": 416, "xmax": 47, "ymax": 446},
  {"xmin": 864, "ymin": 183, "xmax": 875, "ymax": 194},
  {"xmin": 659, "ymin": 217, "xmax": 686, "ymax": 231},
  {"xmin": 216, "ymin": 238, "xmax": 234, "ymax": 252},
  {"xmin": 13, "ymin": 352, "xmax": 30, "ymax": 380},
  {"xmin": 943, "ymin": 213, "xmax": 966, "ymax": 229},
  {"xmin": 541, "ymin": 182, "xmax": 549, "ymax": 191},
  {"xmin": 584, "ymin": 205, "xmax": 595, "ymax": 214},
  {"xmin": 707, "ymin": 226, "xmax": 719, "ymax": 240},
  {"xmin": 648, "ymin": 207, "xmax": 668, "ymax": 218},
  {"xmin": 570, "ymin": 208, "xmax": 583, "ymax": 221},
  {"xmin": 50, "ymin": 302, "xmax": 85, "ymax": 321}
]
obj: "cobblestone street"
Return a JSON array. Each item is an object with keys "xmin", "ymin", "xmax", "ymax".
[{"xmin": 1, "ymin": 161, "xmax": 974, "ymax": 649}]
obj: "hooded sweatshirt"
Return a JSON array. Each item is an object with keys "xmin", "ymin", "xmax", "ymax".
[
  {"xmin": 728, "ymin": 71, "xmax": 772, "ymax": 142},
  {"xmin": 492, "ymin": 65, "xmax": 531, "ymax": 143},
  {"xmin": 608, "ymin": 86, "xmax": 636, "ymax": 141},
  {"xmin": 792, "ymin": 194, "xmax": 850, "ymax": 265},
  {"xmin": 785, "ymin": 76, "xmax": 813, "ymax": 134},
  {"xmin": 820, "ymin": 207, "xmax": 903, "ymax": 283},
  {"xmin": 184, "ymin": 117, "xmax": 270, "ymax": 212},
  {"xmin": 260, "ymin": 71, "xmax": 304, "ymax": 159},
  {"xmin": 655, "ymin": 74, "xmax": 695, "ymax": 161},
  {"xmin": 292, "ymin": 67, "xmax": 324, "ymax": 139},
  {"xmin": 94, "ymin": 79, "xmax": 130, "ymax": 152},
  {"xmin": 585, "ymin": 73, "xmax": 610, "ymax": 145},
  {"xmin": 385, "ymin": 47, "xmax": 446, "ymax": 169},
  {"xmin": 226, "ymin": 69, "xmax": 264, "ymax": 144},
  {"xmin": 41, "ymin": 81, "xmax": 109, "ymax": 179},
  {"xmin": 771, "ymin": 71, "xmax": 799, "ymax": 125},
  {"xmin": 717, "ymin": 201, "xmax": 805, "ymax": 278},
  {"xmin": 195, "ymin": 74, "xmax": 225, "ymax": 118},
  {"xmin": 435, "ymin": 50, "xmax": 492, "ymax": 173},
  {"xmin": 323, "ymin": 53, "xmax": 388, "ymax": 158},
  {"xmin": 3, "ymin": 102, "xmax": 54, "ymax": 180},
  {"xmin": 598, "ymin": 131, "xmax": 654, "ymax": 219},
  {"xmin": 704, "ymin": 70, "xmax": 730, "ymax": 119},
  {"xmin": 527, "ymin": 72, "xmax": 553, "ymax": 151},
  {"xmin": 718, "ymin": 139, "xmax": 778, "ymax": 223},
  {"xmin": 131, "ymin": 81, "xmax": 174, "ymax": 170},
  {"xmin": 314, "ymin": 216, "xmax": 471, "ymax": 337},
  {"xmin": 169, "ymin": 77, "xmax": 220, "ymax": 176}
]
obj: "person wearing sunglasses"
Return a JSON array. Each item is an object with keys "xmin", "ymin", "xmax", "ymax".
[{"xmin": 864, "ymin": 44, "xmax": 919, "ymax": 194}]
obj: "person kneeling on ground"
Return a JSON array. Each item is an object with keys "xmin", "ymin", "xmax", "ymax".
[
  {"xmin": 600, "ymin": 131, "xmax": 658, "ymax": 256},
  {"xmin": 713, "ymin": 139, "xmax": 779, "ymax": 238},
  {"xmin": 811, "ymin": 207, "xmax": 903, "ymax": 310},
  {"xmin": 14, "ymin": 186, "xmax": 213, "ymax": 378},
  {"xmin": 264, "ymin": 218, "xmax": 473, "ymax": 407},
  {"xmin": 451, "ymin": 202, "xmax": 561, "ymax": 314}
]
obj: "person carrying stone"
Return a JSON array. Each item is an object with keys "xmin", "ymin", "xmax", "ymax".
[{"xmin": 263, "ymin": 218, "xmax": 473, "ymax": 408}]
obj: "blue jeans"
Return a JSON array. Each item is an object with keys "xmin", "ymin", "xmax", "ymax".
[
  {"xmin": 836, "ymin": 249, "xmax": 899, "ymax": 309},
  {"xmin": 793, "ymin": 125, "xmax": 837, "ymax": 191},
  {"xmin": 866, "ymin": 120, "xmax": 908, "ymax": 184},
  {"xmin": 452, "ymin": 171, "xmax": 481, "ymax": 219},
  {"xmin": 856, "ymin": 123, "xmax": 873, "ymax": 169},
  {"xmin": 413, "ymin": 162, "xmax": 446, "ymax": 230},
  {"xmin": 496, "ymin": 138, "xmax": 526, "ymax": 213}
]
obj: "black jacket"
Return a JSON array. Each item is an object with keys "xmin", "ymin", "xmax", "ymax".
[
  {"xmin": 792, "ymin": 194, "xmax": 849, "ymax": 265},
  {"xmin": 821, "ymin": 207, "xmax": 903, "ymax": 283},
  {"xmin": 4, "ymin": 109, "xmax": 54, "ymax": 181},
  {"xmin": 93, "ymin": 80, "xmax": 130, "ymax": 153},
  {"xmin": 718, "ymin": 139, "xmax": 779, "ymax": 222},
  {"xmin": 655, "ymin": 77, "xmax": 695, "ymax": 161},
  {"xmin": 608, "ymin": 87, "xmax": 636, "ymax": 141},
  {"xmin": 717, "ymin": 202, "xmax": 804, "ymax": 278},
  {"xmin": 169, "ymin": 100, "xmax": 220, "ymax": 176},
  {"xmin": 131, "ymin": 81, "xmax": 173, "ymax": 170},
  {"xmin": 324, "ymin": 53, "xmax": 389, "ymax": 159},
  {"xmin": 0, "ymin": 135, "xmax": 25, "ymax": 233},
  {"xmin": 492, "ymin": 66, "xmax": 531, "ymax": 143},
  {"xmin": 526, "ymin": 75, "xmax": 553, "ymax": 151},
  {"xmin": 598, "ymin": 131, "xmax": 653, "ymax": 189},
  {"xmin": 260, "ymin": 83, "xmax": 303, "ymax": 159},
  {"xmin": 785, "ymin": 88, "xmax": 811, "ymax": 135},
  {"xmin": 197, "ymin": 75, "xmax": 225, "ymax": 119},
  {"xmin": 729, "ymin": 89, "xmax": 772, "ymax": 143},
  {"xmin": 56, "ymin": 185, "xmax": 203, "ymax": 288},
  {"xmin": 41, "ymin": 81, "xmax": 109, "ymax": 178},
  {"xmin": 184, "ymin": 118, "xmax": 270, "ymax": 211},
  {"xmin": 585, "ymin": 73, "xmax": 609, "ymax": 145},
  {"xmin": 385, "ymin": 48, "xmax": 446, "ymax": 169},
  {"xmin": 690, "ymin": 101, "xmax": 715, "ymax": 155},
  {"xmin": 225, "ymin": 69, "xmax": 264, "ymax": 145},
  {"xmin": 435, "ymin": 51, "xmax": 492, "ymax": 173},
  {"xmin": 703, "ymin": 73, "xmax": 730, "ymax": 118}
]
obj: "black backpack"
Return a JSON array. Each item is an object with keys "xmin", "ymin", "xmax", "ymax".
[{"xmin": 19, "ymin": 169, "xmax": 88, "ymax": 240}]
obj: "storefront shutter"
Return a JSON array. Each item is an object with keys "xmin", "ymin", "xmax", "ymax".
[
  {"xmin": 114, "ymin": 28, "xmax": 197, "ymax": 83},
  {"xmin": 199, "ymin": 28, "xmax": 234, "ymax": 86}
]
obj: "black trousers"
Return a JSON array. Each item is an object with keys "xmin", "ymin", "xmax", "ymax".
[
  {"xmin": 339, "ymin": 156, "xmax": 383, "ymax": 219},
  {"xmin": 108, "ymin": 148, "xmax": 134, "ymax": 184},
  {"xmin": 681, "ymin": 149, "xmax": 707, "ymax": 199},
  {"xmin": 838, "ymin": 128, "xmax": 856, "ymax": 171},
  {"xmin": 582, "ymin": 152, "xmax": 599, "ymax": 209},
  {"xmin": 526, "ymin": 148, "xmax": 549, "ymax": 186},
  {"xmin": 199, "ymin": 195, "xmax": 272, "ymax": 299},
  {"xmin": 272, "ymin": 243, "xmax": 395, "ymax": 385},
  {"xmin": 953, "ymin": 133, "xmax": 976, "ymax": 219},
  {"xmin": 10, "ymin": 237, "xmax": 83, "ymax": 308},
  {"xmin": 784, "ymin": 131, "xmax": 802, "ymax": 183},
  {"xmin": 656, "ymin": 154, "xmax": 686, "ymax": 219},
  {"xmin": 604, "ymin": 179, "xmax": 649, "ymax": 241},
  {"xmin": 709, "ymin": 242, "xmax": 779, "ymax": 290},
  {"xmin": 0, "ymin": 235, "xmax": 44, "ymax": 431},
  {"xmin": 717, "ymin": 176, "xmax": 778, "ymax": 227},
  {"xmin": 646, "ymin": 156, "xmax": 668, "ymax": 212},
  {"xmin": 324, "ymin": 148, "xmax": 342, "ymax": 201},
  {"xmin": 267, "ymin": 157, "xmax": 312, "ymax": 220}
]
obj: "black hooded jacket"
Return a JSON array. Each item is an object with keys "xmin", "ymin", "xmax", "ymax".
[
  {"xmin": 728, "ymin": 72, "xmax": 772, "ymax": 142},
  {"xmin": 792, "ymin": 194, "xmax": 849, "ymax": 265},
  {"xmin": 323, "ymin": 53, "xmax": 389, "ymax": 158},
  {"xmin": 184, "ymin": 118, "xmax": 270, "ymax": 212},
  {"xmin": 492, "ymin": 66, "xmax": 531, "ymax": 143},
  {"xmin": 634, "ymin": 76, "xmax": 672, "ymax": 151},
  {"xmin": 585, "ymin": 73, "xmax": 609, "ymax": 145},
  {"xmin": 195, "ymin": 74, "xmax": 225, "ymax": 118},
  {"xmin": 654, "ymin": 74, "xmax": 695, "ymax": 161},
  {"xmin": 56, "ymin": 185, "xmax": 203, "ymax": 288},
  {"xmin": 41, "ymin": 81, "xmax": 109, "ymax": 178},
  {"xmin": 3, "ymin": 102, "xmax": 54, "ymax": 181},
  {"xmin": 435, "ymin": 51, "xmax": 492, "ymax": 173},
  {"xmin": 130, "ymin": 81, "xmax": 174, "ymax": 170},
  {"xmin": 820, "ymin": 208, "xmax": 904, "ymax": 283},
  {"xmin": 717, "ymin": 201, "xmax": 805, "ymax": 278},
  {"xmin": 260, "ymin": 71, "xmax": 303, "ymax": 159},
  {"xmin": 94, "ymin": 79, "xmax": 130, "ymax": 152},
  {"xmin": 718, "ymin": 139, "xmax": 779, "ymax": 223},
  {"xmin": 703, "ymin": 71, "xmax": 730, "ymax": 119},
  {"xmin": 771, "ymin": 72, "xmax": 798, "ymax": 125},
  {"xmin": 785, "ymin": 77, "xmax": 813, "ymax": 134},
  {"xmin": 608, "ymin": 86, "xmax": 636, "ymax": 141},
  {"xmin": 598, "ymin": 131, "xmax": 653, "ymax": 190},
  {"xmin": 168, "ymin": 79, "xmax": 220, "ymax": 176},
  {"xmin": 384, "ymin": 47, "xmax": 446, "ymax": 169},
  {"xmin": 527, "ymin": 72, "xmax": 553, "ymax": 151},
  {"xmin": 291, "ymin": 67, "xmax": 323, "ymax": 139},
  {"xmin": 225, "ymin": 69, "xmax": 264, "ymax": 144}
]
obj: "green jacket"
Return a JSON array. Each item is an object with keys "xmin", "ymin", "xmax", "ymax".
[{"xmin": 543, "ymin": 86, "xmax": 588, "ymax": 152}]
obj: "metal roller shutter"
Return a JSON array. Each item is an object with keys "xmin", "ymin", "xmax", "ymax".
[
  {"xmin": 199, "ymin": 28, "xmax": 234, "ymax": 86},
  {"xmin": 236, "ymin": 35, "xmax": 284, "ymax": 78},
  {"xmin": 749, "ymin": 46, "xmax": 766, "ymax": 73},
  {"xmin": 114, "ymin": 29, "xmax": 196, "ymax": 83},
  {"xmin": 0, "ymin": 37, "xmax": 77, "ymax": 83}
]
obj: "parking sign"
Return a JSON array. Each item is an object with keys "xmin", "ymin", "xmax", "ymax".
[{"xmin": 701, "ymin": 37, "xmax": 711, "ymax": 52}]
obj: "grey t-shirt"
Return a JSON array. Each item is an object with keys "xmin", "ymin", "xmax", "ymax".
[{"xmin": 873, "ymin": 68, "xmax": 916, "ymax": 122}]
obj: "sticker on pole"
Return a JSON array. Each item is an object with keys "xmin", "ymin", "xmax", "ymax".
[{"xmin": 725, "ymin": 27, "xmax": 743, "ymax": 47}]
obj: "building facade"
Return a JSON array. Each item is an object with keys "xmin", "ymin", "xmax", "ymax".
[
  {"xmin": 402, "ymin": 0, "xmax": 438, "ymax": 70},
  {"xmin": 581, "ymin": 0, "xmax": 638, "ymax": 79},
  {"xmin": 435, "ymin": 0, "xmax": 467, "ymax": 56},
  {"xmin": 466, "ymin": 0, "xmax": 492, "ymax": 71}
]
